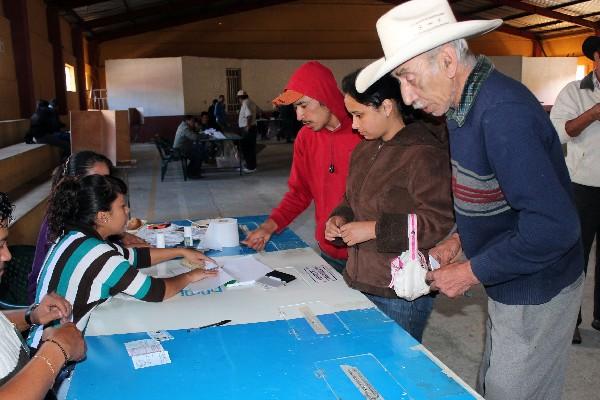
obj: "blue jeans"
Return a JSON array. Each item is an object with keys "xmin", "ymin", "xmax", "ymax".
[
  {"xmin": 364, "ymin": 293, "xmax": 434, "ymax": 342},
  {"xmin": 320, "ymin": 252, "xmax": 346, "ymax": 274}
]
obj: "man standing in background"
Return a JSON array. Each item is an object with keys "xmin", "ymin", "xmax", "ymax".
[
  {"xmin": 215, "ymin": 94, "xmax": 227, "ymax": 130},
  {"xmin": 237, "ymin": 90, "xmax": 258, "ymax": 173},
  {"xmin": 551, "ymin": 35, "xmax": 600, "ymax": 344}
]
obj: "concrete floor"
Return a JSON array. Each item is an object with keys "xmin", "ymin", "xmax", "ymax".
[{"xmin": 126, "ymin": 142, "xmax": 599, "ymax": 399}]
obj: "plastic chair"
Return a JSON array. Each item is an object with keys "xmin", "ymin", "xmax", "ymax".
[
  {"xmin": 0, "ymin": 245, "xmax": 36, "ymax": 309},
  {"xmin": 153, "ymin": 135, "xmax": 188, "ymax": 181}
]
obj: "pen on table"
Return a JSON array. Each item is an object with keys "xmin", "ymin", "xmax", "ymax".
[{"xmin": 189, "ymin": 319, "xmax": 232, "ymax": 331}]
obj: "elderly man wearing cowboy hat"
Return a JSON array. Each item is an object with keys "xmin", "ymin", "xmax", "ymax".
[
  {"xmin": 551, "ymin": 36, "xmax": 600, "ymax": 345},
  {"xmin": 357, "ymin": 0, "xmax": 584, "ymax": 399}
]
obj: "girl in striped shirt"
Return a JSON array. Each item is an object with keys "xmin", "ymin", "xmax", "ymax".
[{"xmin": 29, "ymin": 175, "xmax": 217, "ymax": 348}]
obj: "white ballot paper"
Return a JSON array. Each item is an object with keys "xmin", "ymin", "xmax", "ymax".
[{"xmin": 124, "ymin": 339, "xmax": 171, "ymax": 369}]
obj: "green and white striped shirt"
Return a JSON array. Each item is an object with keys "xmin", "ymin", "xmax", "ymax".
[{"xmin": 28, "ymin": 226, "xmax": 164, "ymax": 348}]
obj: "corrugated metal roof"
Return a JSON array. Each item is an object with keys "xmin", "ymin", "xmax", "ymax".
[{"xmin": 52, "ymin": 0, "xmax": 600, "ymax": 42}]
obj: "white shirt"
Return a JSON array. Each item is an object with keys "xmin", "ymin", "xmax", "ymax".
[
  {"xmin": 550, "ymin": 72, "xmax": 600, "ymax": 187},
  {"xmin": 238, "ymin": 99, "xmax": 256, "ymax": 128},
  {"xmin": 0, "ymin": 313, "xmax": 24, "ymax": 381}
]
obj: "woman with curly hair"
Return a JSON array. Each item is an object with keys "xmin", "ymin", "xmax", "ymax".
[
  {"xmin": 28, "ymin": 175, "xmax": 217, "ymax": 349},
  {"xmin": 28, "ymin": 151, "xmax": 147, "ymax": 303}
]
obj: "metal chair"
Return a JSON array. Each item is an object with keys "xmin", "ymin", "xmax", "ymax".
[
  {"xmin": 153, "ymin": 135, "xmax": 188, "ymax": 181},
  {"xmin": 0, "ymin": 245, "xmax": 36, "ymax": 309}
]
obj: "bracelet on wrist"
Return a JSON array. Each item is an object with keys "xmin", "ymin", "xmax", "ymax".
[
  {"xmin": 33, "ymin": 354, "xmax": 57, "ymax": 375},
  {"xmin": 44, "ymin": 338, "xmax": 70, "ymax": 364},
  {"xmin": 24, "ymin": 303, "xmax": 40, "ymax": 326}
]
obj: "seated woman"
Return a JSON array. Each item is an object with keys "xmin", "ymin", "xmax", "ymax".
[
  {"xmin": 28, "ymin": 151, "xmax": 147, "ymax": 304},
  {"xmin": 325, "ymin": 70, "xmax": 454, "ymax": 342},
  {"xmin": 28, "ymin": 175, "xmax": 217, "ymax": 348},
  {"xmin": 0, "ymin": 192, "xmax": 85, "ymax": 399}
]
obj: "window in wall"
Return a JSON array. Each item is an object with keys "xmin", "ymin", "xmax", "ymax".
[
  {"xmin": 226, "ymin": 68, "xmax": 241, "ymax": 113},
  {"xmin": 65, "ymin": 64, "xmax": 77, "ymax": 92}
]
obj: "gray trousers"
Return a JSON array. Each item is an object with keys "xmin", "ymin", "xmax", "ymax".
[{"xmin": 477, "ymin": 273, "xmax": 583, "ymax": 400}]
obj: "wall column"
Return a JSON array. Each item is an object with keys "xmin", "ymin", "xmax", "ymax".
[
  {"xmin": 72, "ymin": 27, "xmax": 87, "ymax": 110},
  {"xmin": 47, "ymin": 5, "xmax": 67, "ymax": 113},
  {"xmin": 2, "ymin": 0, "xmax": 35, "ymax": 118}
]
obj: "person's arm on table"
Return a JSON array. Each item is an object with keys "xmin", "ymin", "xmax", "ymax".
[
  {"xmin": 162, "ymin": 268, "xmax": 218, "ymax": 299},
  {"xmin": 0, "ymin": 292, "xmax": 85, "ymax": 400},
  {"xmin": 0, "ymin": 323, "xmax": 85, "ymax": 400},
  {"xmin": 120, "ymin": 232, "xmax": 150, "ymax": 248},
  {"xmin": 149, "ymin": 247, "xmax": 216, "ymax": 266},
  {"xmin": 243, "ymin": 134, "xmax": 313, "ymax": 250}
]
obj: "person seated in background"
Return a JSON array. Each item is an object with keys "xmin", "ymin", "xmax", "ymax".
[
  {"xmin": 173, "ymin": 115, "xmax": 205, "ymax": 179},
  {"xmin": 197, "ymin": 111, "xmax": 221, "ymax": 132},
  {"xmin": 0, "ymin": 192, "xmax": 86, "ymax": 400},
  {"xmin": 325, "ymin": 70, "xmax": 454, "ymax": 342},
  {"xmin": 28, "ymin": 175, "xmax": 218, "ymax": 349},
  {"xmin": 24, "ymin": 100, "xmax": 70, "ymax": 157},
  {"xmin": 28, "ymin": 151, "xmax": 148, "ymax": 304}
]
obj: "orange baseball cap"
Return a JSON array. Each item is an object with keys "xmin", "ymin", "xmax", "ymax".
[{"xmin": 272, "ymin": 89, "xmax": 303, "ymax": 106}]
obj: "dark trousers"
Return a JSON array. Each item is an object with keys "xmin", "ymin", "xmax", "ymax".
[
  {"xmin": 181, "ymin": 141, "xmax": 207, "ymax": 177},
  {"xmin": 573, "ymin": 182, "xmax": 600, "ymax": 324},
  {"xmin": 240, "ymin": 125, "xmax": 257, "ymax": 170}
]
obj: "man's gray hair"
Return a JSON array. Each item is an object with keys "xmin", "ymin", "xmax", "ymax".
[{"xmin": 427, "ymin": 39, "xmax": 477, "ymax": 68}]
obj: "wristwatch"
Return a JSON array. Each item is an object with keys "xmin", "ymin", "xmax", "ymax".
[{"xmin": 24, "ymin": 303, "xmax": 40, "ymax": 326}]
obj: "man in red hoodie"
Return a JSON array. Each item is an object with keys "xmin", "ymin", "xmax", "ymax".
[{"xmin": 242, "ymin": 61, "xmax": 361, "ymax": 271}]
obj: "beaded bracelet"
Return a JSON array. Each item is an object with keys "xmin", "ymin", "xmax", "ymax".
[
  {"xmin": 33, "ymin": 354, "xmax": 56, "ymax": 375},
  {"xmin": 44, "ymin": 339, "xmax": 69, "ymax": 364}
]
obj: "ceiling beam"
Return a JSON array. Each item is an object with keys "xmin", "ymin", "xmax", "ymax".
[
  {"xmin": 541, "ymin": 27, "xmax": 592, "ymax": 39},
  {"xmin": 380, "ymin": 0, "xmax": 538, "ymax": 40},
  {"xmin": 47, "ymin": 0, "xmax": 109, "ymax": 8},
  {"xmin": 464, "ymin": 0, "xmax": 591, "ymax": 20},
  {"xmin": 495, "ymin": 23, "xmax": 538, "ymax": 40},
  {"xmin": 85, "ymin": 0, "xmax": 211, "ymax": 29},
  {"xmin": 526, "ymin": 10, "xmax": 600, "ymax": 31},
  {"xmin": 490, "ymin": 0, "xmax": 598, "ymax": 29},
  {"xmin": 94, "ymin": 0, "xmax": 298, "ymax": 42}
]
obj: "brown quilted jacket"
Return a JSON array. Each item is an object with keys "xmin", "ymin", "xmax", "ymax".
[{"xmin": 330, "ymin": 119, "xmax": 454, "ymax": 298}]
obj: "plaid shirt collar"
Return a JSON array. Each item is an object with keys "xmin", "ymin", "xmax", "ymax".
[{"xmin": 446, "ymin": 56, "xmax": 494, "ymax": 127}]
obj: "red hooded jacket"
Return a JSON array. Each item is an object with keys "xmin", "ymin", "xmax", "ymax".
[{"xmin": 270, "ymin": 62, "xmax": 361, "ymax": 260}]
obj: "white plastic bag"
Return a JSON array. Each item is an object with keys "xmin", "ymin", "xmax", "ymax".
[
  {"xmin": 215, "ymin": 141, "xmax": 240, "ymax": 168},
  {"xmin": 389, "ymin": 214, "xmax": 431, "ymax": 301}
]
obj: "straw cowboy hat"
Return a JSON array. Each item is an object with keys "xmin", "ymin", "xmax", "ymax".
[{"xmin": 356, "ymin": 0, "xmax": 502, "ymax": 93}]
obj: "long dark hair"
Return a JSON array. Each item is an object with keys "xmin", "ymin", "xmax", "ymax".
[
  {"xmin": 0, "ymin": 192, "xmax": 14, "ymax": 228},
  {"xmin": 52, "ymin": 151, "xmax": 114, "ymax": 188},
  {"xmin": 341, "ymin": 69, "xmax": 417, "ymax": 124},
  {"xmin": 47, "ymin": 175, "xmax": 127, "ymax": 241}
]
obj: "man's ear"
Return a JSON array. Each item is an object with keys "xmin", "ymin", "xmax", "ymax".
[{"xmin": 440, "ymin": 45, "xmax": 459, "ymax": 78}]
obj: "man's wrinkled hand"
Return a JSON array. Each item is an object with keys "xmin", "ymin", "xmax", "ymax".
[{"xmin": 425, "ymin": 260, "xmax": 479, "ymax": 298}]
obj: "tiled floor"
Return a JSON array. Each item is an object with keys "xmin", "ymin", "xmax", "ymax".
[{"xmin": 127, "ymin": 142, "xmax": 599, "ymax": 400}]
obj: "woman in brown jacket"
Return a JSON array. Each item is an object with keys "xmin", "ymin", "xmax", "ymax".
[{"xmin": 325, "ymin": 70, "xmax": 454, "ymax": 342}]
